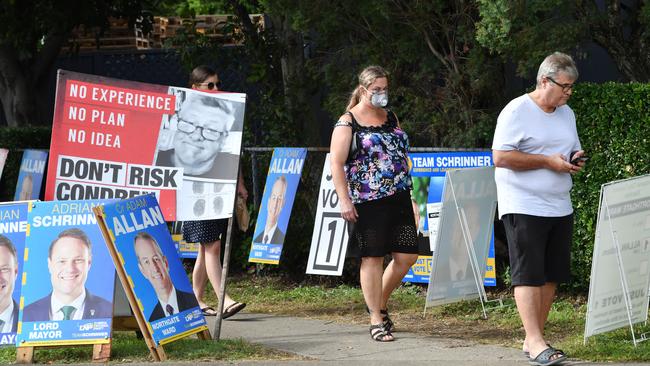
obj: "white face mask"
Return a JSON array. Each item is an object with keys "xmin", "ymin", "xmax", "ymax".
[{"xmin": 368, "ymin": 90, "xmax": 388, "ymax": 108}]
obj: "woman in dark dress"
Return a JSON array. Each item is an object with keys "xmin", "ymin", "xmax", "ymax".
[
  {"xmin": 184, "ymin": 65, "xmax": 247, "ymax": 319},
  {"xmin": 330, "ymin": 65, "xmax": 419, "ymax": 341}
]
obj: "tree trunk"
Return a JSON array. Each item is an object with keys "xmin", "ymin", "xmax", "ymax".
[
  {"xmin": 271, "ymin": 14, "xmax": 320, "ymax": 146},
  {"xmin": 0, "ymin": 46, "xmax": 38, "ymax": 127}
]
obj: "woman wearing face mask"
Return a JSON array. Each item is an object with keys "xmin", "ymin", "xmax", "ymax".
[
  {"xmin": 330, "ymin": 65, "xmax": 419, "ymax": 342},
  {"xmin": 183, "ymin": 65, "xmax": 248, "ymax": 320}
]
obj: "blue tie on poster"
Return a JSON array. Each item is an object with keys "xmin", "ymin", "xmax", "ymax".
[
  {"xmin": 403, "ymin": 152, "xmax": 497, "ymax": 286},
  {"xmin": 249, "ymin": 148, "xmax": 307, "ymax": 265},
  {"xmin": 14, "ymin": 150, "xmax": 48, "ymax": 201}
]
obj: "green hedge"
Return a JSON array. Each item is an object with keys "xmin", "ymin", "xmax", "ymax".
[
  {"xmin": 567, "ymin": 82, "xmax": 650, "ymax": 291},
  {"xmin": 0, "ymin": 127, "xmax": 52, "ymax": 201}
]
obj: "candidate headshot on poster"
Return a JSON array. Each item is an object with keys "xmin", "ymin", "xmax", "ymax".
[
  {"xmin": 14, "ymin": 150, "xmax": 48, "ymax": 202},
  {"xmin": 22, "ymin": 228, "xmax": 112, "ymax": 322},
  {"xmin": 133, "ymin": 232, "xmax": 199, "ymax": 322},
  {"xmin": 155, "ymin": 90, "xmax": 244, "ymax": 181},
  {"xmin": 0, "ymin": 235, "xmax": 19, "ymax": 333},
  {"xmin": 254, "ymin": 175, "xmax": 288, "ymax": 245}
]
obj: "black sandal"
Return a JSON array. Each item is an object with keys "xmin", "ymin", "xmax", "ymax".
[
  {"xmin": 365, "ymin": 306, "xmax": 395, "ymax": 333},
  {"xmin": 380, "ymin": 309, "xmax": 394, "ymax": 333},
  {"xmin": 369, "ymin": 324, "xmax": 394, "ymax": 342}
]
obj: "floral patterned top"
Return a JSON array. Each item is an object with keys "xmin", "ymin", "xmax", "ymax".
[{"xmin": 341, "ymin": 110, "xmax": 412, "ymax": 204}]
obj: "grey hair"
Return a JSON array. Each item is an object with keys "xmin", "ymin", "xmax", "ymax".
[{"xmin": 536, "ymin": 52, "xmax": 578, "ymax": 86}]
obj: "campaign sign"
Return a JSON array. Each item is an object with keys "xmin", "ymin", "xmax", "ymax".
[
  {"xmin": 306, "ymin": 154, "xmax": 349, "ymax": 276},
  {"xmin": 584, "ymin": 174, "xmax": 650, "ymax": 340},
  {"xmin": 0, "ymin": 202, "xmax": 29, "ymax": 346},
  {"xmin": 249, "ymin": 148, "xmax": 306, "ymax": 264},
  {"xmin": 17, "ymin": 200, "xmax": 115, "ymax": 346},
  {"xmin": 426, "ymin": 167, "xmax": 497, "ymax": 307},
  {"xmin": 169, "ymin": 222, "xmax": 198, "ymax": 259},
  {"xmin": 404, "ymin": 152, "xmax": 496, "ymax": 285},
  {"xmin": 99, "ymin": 194, "xmax": 207, "ymax": 345},
  {"xmin": 14, "ymin": 150, "xmax": 48, "ymax": 201},
  {"xmin": 45, "ymin": 70, "xmax": 247, "ymax": 221},
  {"xmin": 0, "ymin": 148, "xmax": 8, "ymax": 180}
]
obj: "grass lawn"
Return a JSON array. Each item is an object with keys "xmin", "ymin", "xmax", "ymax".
[
  {"xmin": 215, "ymin": 275, "xmax": 650, "ymax": 362},
  {"xmin": 0, "ymin": 330, "xmax": 298, "ymax": 364}
]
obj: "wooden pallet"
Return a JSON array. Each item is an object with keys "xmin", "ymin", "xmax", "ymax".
[{"xmin": 65, "ymin": 16, "xmax": 153, "ymax": 52}]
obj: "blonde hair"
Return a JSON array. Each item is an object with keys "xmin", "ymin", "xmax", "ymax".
[{"xmin": 345, "ymin": 65, "xmax": 389, "ymax": 111}]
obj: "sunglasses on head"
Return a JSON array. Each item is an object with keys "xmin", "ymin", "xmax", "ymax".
[{"xmin": 197, "ymin": 80, "xmax": 222, "ymax": 90}]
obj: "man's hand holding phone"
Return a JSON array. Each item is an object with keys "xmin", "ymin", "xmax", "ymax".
[{"xmin": 570, "ymin": 150, "xmax": 588, "ymax": 173}]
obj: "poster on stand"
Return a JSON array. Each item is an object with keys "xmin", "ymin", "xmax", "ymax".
[
  {"xmin": 17, "ymin": 200, "xmax": 115, "ymax": 346},
  {"xmin": 96, "ymin": 194, "xmax": 208, "ymax": 345},
  {"xmin": 425, "ymin": 167, "xmax": 497, "ymax": 307},
  {"xmin": 584, "ymin": 174, "xmax": 650, "ymax": 340},
  {"xmin": 0, "ymin": 202, "xmax": 30, "ymax": 346}
]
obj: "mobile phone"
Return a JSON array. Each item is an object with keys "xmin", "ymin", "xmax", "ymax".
[{"xmin": 571, "ymin": 156, "xmax": 589, "ymax": 165}]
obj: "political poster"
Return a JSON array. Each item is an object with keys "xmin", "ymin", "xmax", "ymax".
[
  {"xmin": 17, "ymin": 200, "xmax": 115, "ymax": 346},
  {"xmin": 426, "ymin": 167, "xmax": 497, "ymax": 308},
  {"xmin": 14, "ymin": 150, "xmax": 48, "ymax": 201},
  {"xmin": 584, "ymin": 174, "xmax": 650, "ymax": 341},
  {"xmin": 0, "ymin": 149, "xmax": 8, "ymax": 181},
  {"xmin": 44, "ymin": 70, "xmax": 246, "ymax": 221},
  {"xmin": 97, "ymin": 194, "xmax": 207, "ymax": 345},
  {"xmin": 306, "ymin": 154, "xmax": 349, "ymax": 276},
  {"xmin": 249, "ymin": 148, "xmax": 306, "ymax": 264},
  {"xmin": 0, "ymin": 202, "xmax": 30, "ymax": 346},
  {"xmin": 170, "ymin": 222, "xmax": 199, "ymax": 259},
  {"xmin": 404, "ymin": 152, "xmax": 496, "ymax": 285}
]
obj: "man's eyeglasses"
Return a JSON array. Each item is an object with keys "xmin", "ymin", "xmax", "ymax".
[
  {"xmin": 197, "ymin": 81, "xmax": 222, "ymax": 90},
  {"xmin": 177, "ymin": 119, "xmax": 228, "ymax": 141},
  {"xmin": 546, "ymin": 77, "xmax": 574, "ymax": 93}
]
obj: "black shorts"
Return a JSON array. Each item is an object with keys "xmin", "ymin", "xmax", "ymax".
[
  {"xmin": 502, "ymin": 213, "xmax": 573, "ymax": 286},
  {"xmin": 348, "ymin": 190, "xmax": 419, "ymax": 258}
]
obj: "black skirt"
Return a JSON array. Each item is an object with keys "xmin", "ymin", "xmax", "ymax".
[
  {"xmin": 182, "ymin": 219, "xmax": 228, "ymax": 244},
  {"xmin": 347, "ymin": 190, "xmax": 418, "ymax": 257}
]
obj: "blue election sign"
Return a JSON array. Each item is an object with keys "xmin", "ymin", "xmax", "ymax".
[
  {"xmin": 17, "ymin": 200, "xmax": 115, "ymax": 346},
  {"xmin": 249, "ymin": 148, "xmax": 307, "ymax": 264},
  {"xmin": 100, "ymin": 194, "xmax": 207, "ymax": 345},
  {"xmin": 14, "ymin": 150, "xmax": 48, "ymax": 201},
  {"xmin": 404, "ymin": 152, "xmax": 496, "ymax": 286},
  {"xmin": 0, "ymin": 202, "xmax": 29, "ymax": 346}
]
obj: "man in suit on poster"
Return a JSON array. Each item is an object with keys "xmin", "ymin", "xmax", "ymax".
[
  {"xmin": 0, "ymin": 235, "xmax": 19, "ymax": 332},
  {"xmin": 133, "ymin": 232, "xmax": 198, "ymax": 322},
  {"xmin": 254, "ymin": 176, "xmax": 288, "ymax": 244},
  {"xmin": 23, "ymin": 229, "xmax": 112, "ymax": 321}
]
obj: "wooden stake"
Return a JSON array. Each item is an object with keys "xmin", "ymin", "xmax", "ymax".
[
  {"xmin": 15, "ymin": 346, "xmax": 34, "ymax": 364},
  {"xmin": 92, "ymin": 342, "xmax": 112, "ymax": 362}
]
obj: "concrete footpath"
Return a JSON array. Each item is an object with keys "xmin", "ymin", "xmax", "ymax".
[{"xmin": 207, "ymin": 313, "xmax": 649, "ymax": 366}]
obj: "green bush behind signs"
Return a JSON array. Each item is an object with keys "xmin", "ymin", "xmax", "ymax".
[{"xmin": 567, "ymin": 82, "xmax": 650, "ymax": 291}]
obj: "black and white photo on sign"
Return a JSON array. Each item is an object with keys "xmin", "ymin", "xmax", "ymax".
[
  {"xmin": 153, "ymin": 87, "xmax": 245, "ymax": 220},
  {"xmin": 154, "ymin": 87, "xmax": 244, "ymax": 183},
  {"xmin": 176, "ymin": 179, "xmax": 235, "ymax": 219}
]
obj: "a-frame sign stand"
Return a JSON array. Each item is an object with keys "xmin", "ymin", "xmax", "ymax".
[{"xmin": 92, "ymin": 206, "xmax": 211, "ymax": 361}]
